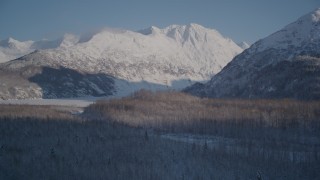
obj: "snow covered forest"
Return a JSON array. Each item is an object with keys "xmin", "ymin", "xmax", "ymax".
[{"xmin": 1, "ymin": 91, "xmax": 319, "ymax": 179}]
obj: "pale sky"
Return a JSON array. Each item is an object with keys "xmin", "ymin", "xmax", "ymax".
[{"xmin": 0, "ymin": 0, "xmax": 319, "ymax": 43}]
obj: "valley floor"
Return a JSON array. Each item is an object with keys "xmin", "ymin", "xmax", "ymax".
[{"xmin": 0, "ymin": 91, "xmax": 319, "ymax": 179}]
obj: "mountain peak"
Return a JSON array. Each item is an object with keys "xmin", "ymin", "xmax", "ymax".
[
  {"xmin": 0, "ymin": 37, "xmax": 34, "ymax": 50},
  {"xmin": 186, "ymin": 8, "xmax": 320, "ymax": 100},
  {"xmin": 187, "ymin": 23, "xmax": 205, "ymax": 29},
  {"xmin": 138, "ymin": 26, "xmax": 161, "ymax": 35},
  {"xmin": 163, "ymin": 23, "xmax": 206, "ymax": 33},
  {"xmin": 138, "ymin": 23, "xmax": 208, "ymax": 36},
  {"xmin": 295, "ymin": 7, "xmax": 320, "ymax": 24},
  {"xmin": 311, "ymin": 8, "xmax": 320, "ymax": 22},
  {"xmin": 59, "ymin": 33, "xmax": 79, "ymax": 48},
  {"xmin": 0, "ymin": 37, "xmax": 20, "ymax": 47},
  {"xmin": 7, "ymin": 37, "xmax": 19, "ymax": 43},
  {"xmin": 250, "ymin": 8, "xmax": 320, "ymax": 53},
  {"xmin": 161, "ymin": 23, "xmax": 236, "ymax": 49}
]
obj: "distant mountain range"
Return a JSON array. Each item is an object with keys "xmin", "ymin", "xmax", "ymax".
[
  {"xmin": 0, "ymin": 34, "xmax": 79, "ymax": 63},
  {"xmin": 0, "ymin": 24, "xmax": 243, "ymax": 99},
  {"xmin": 185, "ymin": 8, "xmax": 320, "ymax": 100},
  {"xmin": 2, "ymin": 8, "xmax": 319, "ymax": 100}
]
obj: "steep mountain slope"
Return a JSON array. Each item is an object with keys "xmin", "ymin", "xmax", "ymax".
[
  {"xmin": 0, "ymin": 24, "xmax": 242, "ymax": 99},
  {"xmin": 185, "ymin": 9, "xmax": 320, "ymax": 100}
]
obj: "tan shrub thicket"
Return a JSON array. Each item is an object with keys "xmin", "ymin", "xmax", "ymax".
[
  {"xmin": 0, "ymin": 104, "xmax": 76, "ymax": 120},
  {"xmin": 85, "ymin": 90, "xmax": 320, "ymax": 131}
]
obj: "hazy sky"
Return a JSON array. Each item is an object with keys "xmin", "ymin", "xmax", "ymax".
[{"xmin": 0, "ymin": 0, "xmax": 319, "ymax": 43}]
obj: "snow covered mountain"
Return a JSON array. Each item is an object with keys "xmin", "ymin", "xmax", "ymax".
[
  {"xmin": 0, "ymin": 38, "xmax": 34, "ymax": 63},
  {"xmin": 0, "ymin": 34, "xmax": 80, "ymax": 63},
  {"xmin": 0, "ymin": 23, "xmax": 242, "ymax": 99},
  {"xmin": 185, "ymin": 8, "xmax": 320, "ymax": 100}
]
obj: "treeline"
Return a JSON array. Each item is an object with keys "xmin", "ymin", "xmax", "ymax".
[
  {"xmin": 84, "ymin": 90, "xmax": 320, "ymax": 164},
  {"xmin": 2, "ymin": 115, "xmax": 318, "ymax": 180},
  {"xmin": 84, "ymin": 90, "xmax": 320, "ymax": 136},
  {"xmin": 0, "ymin": 100, "xmax": 319, "ymax": 179}
]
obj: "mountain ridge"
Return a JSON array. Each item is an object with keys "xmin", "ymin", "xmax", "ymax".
[
  {"xmin": 185, "ymin": 8, "xmax": 320, "ymax": 100},
  {"xmin": 0, "ymin": 23, "xmax": 242, "ymax": 99},
  {"xmin": 0, "ymin": 35, "xmax": 81, "ymax": 63}
]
